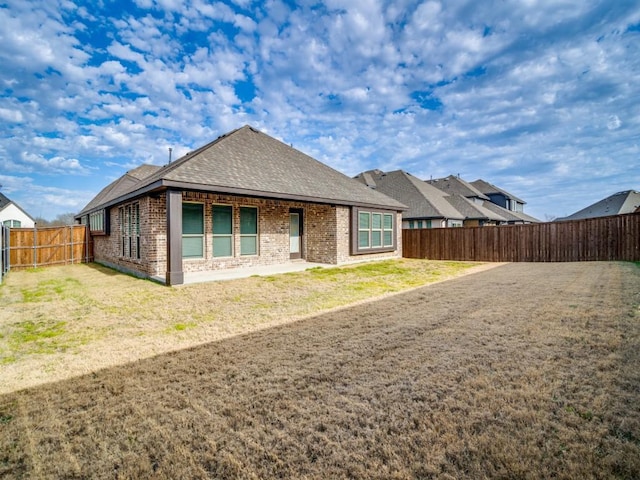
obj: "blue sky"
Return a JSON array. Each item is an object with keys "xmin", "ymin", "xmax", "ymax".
[{"xmin": 1, "ymin": 0, "xmax": 639, "ymax": 221}]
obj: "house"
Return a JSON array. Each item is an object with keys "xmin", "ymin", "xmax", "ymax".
[
  {"xmin": 424, "ymin": 175, "xmax": 508, "ymax": 226},
  {"xmin": 442, "ymin": 194, "xmax": 507, "ymax": 227},
  {"xmin": 555, "ymin": 190, "xmax": 640, "ymax": 221},
  {"xmin": 470, "ymin": 179, "xmax": 525, "ymax": 212},
  {"xmin": 0, "ymin": 192, "xmax": 36, "ymax": 228},
  {"xmin": 427, "ymin": 175, "xmax": 538, "ymax": 225},
  {"xmin": 76, "ymin": 125, "xmax": 406, "ymax": 285},
  {"xmin": 354, "ymin": 170, "xmax": 464, "ymax": 228},
  {"xmin": 470, "ymin": 179, "xmax": 539, "ymax": 223}
]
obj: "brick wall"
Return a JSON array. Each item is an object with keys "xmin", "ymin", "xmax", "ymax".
[{"xmin": 92, "ymin": 190, "xmax": 402, "ymax": 279}]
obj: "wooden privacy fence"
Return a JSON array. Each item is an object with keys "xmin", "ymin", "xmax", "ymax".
[
  {"xmin": 8, "ymin": 225, "xmax": 94, "ymax": 270},
  {"xmin": 403, "ymin": 212, "xmax": 640, "ymax": 262}
]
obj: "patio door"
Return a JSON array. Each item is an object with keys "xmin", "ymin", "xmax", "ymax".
[{"xmin": 289, "ymin": 209, "xmax": 303, "ymax": 259}]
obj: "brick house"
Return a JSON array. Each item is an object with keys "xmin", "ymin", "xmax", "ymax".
[{"xmin": 76, "ymin": 126, "xmax": 406, "ymax": 285}]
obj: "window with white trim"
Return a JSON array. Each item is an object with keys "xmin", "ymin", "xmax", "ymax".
[
  {"xmin": 3, "ymin": 220, "xmax": 21, "ymax": 228},
  {"xmin": 353, "ymin": 208, "xmax": 396, "ymax": 254},
  {"xmin": 182, "ymin": 203, "xmax": 204, "ymax": 258}
]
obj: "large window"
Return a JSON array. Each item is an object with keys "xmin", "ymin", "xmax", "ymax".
[
  {"xmin": 182, "ymin": 203, "xmax": 204, "ymax": 258},
  {"xmin": 120, "ymin": 203, "xmax": 140, "ymax": 259},
  {"xmin": 353, "ymin": 208, "xmax": 396, "ymax": 254},
  {"xmin": 240, "ymin": 206, "xmax": 258, "ymax": 255},
  {"xmin": 3, "ymin": 220, "xmax": 21, "ymax": 228},
  {"xmin": 212, "ymin": 205, "xmax": 233, "ymax": 257}
]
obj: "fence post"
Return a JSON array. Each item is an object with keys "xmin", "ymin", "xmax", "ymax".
[
  {"xmin": 85, "ymin": 224, "xmax": 89, "ymax": 263},
  {"xmin": 33, "ymin": 224, "xmax": 37, "ymax": 268},
  {"xmin": 69, "ymin": 226, "xmax": 73, "ymax": 264}
]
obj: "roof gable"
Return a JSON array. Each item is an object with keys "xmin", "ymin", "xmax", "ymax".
[
  {"xmin": 558, "ymin": 190, "xmax": 640, "ymax": 220},
  {"xmin": 444, "ymin": 195, "xmax": 507, "ymax": 221},
  {"xmin": 426, "ymin": 175, "xmax": 491, "ymax": 200},
  {"xmin": 79, "ymin": 126, "xmax": 405, "ymax": 214},
  {"xmin": 0, "ymin": 192, "xmax": 35, "ymax": 222},
  {"xmin": 355, "ymin": 170, "xmax": 464, "ymax": 220},
  {"xmin": 471, "ymin": 179, "xmax": 525, "ymax": 204}
]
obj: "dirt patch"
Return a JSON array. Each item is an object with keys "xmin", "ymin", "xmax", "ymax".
[{"xmin": 0, "ymin": 261, "xmax": 638, "ymax": 479}]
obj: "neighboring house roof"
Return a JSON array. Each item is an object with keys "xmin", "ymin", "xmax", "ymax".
[
  {"xmin": 556, "ymin": 190, "xmax": 640, "ymax": 221},
  {"xmin": 426, "ymin": 175, "xmax": 491, "ymax": 200},
  {"xmin": 444, "ymin": 195, "xmax": 508, "ymax": 222},
  {"xmin": 0, "ymin": 192, "xmax": 36, "ymax": 222},
  {"xmin": 480, "ymin": 200, "xmax": 540, "ymax": 223},
  {"xmin": 470, "ymin": 179, "xmax": 526, "ymax": 204},
  {"xmin": 354, "ymin": 170, "xmax": 464, "ymax": 220},
  {"xmin": 79, "ymin": 125, "xmax": 406, "ymax": 215}
]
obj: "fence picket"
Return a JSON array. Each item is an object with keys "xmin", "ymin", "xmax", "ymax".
[
  {"xmin": 402, "ymin": 212, "xmax": 640, "ymax": 262},
  {"xmin": 8, "ymin": 225, "xmax": 94, "ymax": 270}
]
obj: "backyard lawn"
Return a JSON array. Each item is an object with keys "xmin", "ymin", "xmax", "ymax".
[{"xmin": 0, "ymin": 261, "xmax": 638, "ymax": 478}]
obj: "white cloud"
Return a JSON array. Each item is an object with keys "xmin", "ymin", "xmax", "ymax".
[
  {"xmin": 0, "ymin": 107, "xmax": 23, "ymax": 123},
  {"xmin": 1, "ymin": 0, "xmax": 639, "ymax": 221},
  {"xmin": 20, "ymin": 152, "xmax": 90, "ymax": 175}
]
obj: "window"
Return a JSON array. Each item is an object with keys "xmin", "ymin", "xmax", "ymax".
[
  {"xmin": 358, "ymin": 211, "xmax": 370, "ymax": 248},
  {"xmin": 89, "ymin": 210, "xmax": 105, "ymax": 232},
  {"xmin": 426, "ymin": 219, "xmax": 432, "ymax": 229},
  {"xmin": 240, "ymin": 207, "xmax": 258, "ymax": 255},
  {"xmin": 408, "ymin": 220, "xmax": 414, "ymax": 230},
  {"xmin": 383, "ymin": 214, "xmax": 394, "ymax": 246},
  {"xmin": 212, "ymin": 205, "xmax": 233, "ymax": 257},
  {"xmin": 182, "ymin": 203, "xmax": 204, "ymax": 258},
  {"xmin": 371, "ymin": 213, "xmax": 382, "ymax": 247},
  {"xmin": 119, "ymin": 203, "xmax": 140, "ymax": 259},
  {"xmin": 3, "ymin": 220, "xmax": 21, "ymax": 228},
  {"xmin": 417, "ymin": 220, "xmax": 423, "ymax": 229},
  {"xmin": 353, "ymin": 208, "xmax": 396, "ymax": 254}
]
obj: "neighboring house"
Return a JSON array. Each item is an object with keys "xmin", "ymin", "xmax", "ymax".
[
  {"xmin": 443, "ymin": 194, "xmax": 507, "ymax": 227},
  {"xmin": 76, "ymin": 125, "xmax": 406, "ymax": 285},
  {"xmin": 470, "ymin": 179, "xmax": 525, "ymax": 212},
  {"xmin": 0, "ymin": 192, "xmax": 36, "ymax": 228},
  {"xmin": 354, "ymin": 170, "xmax": 464, "ymax": 228},
  {"xmin": 425, "ymin": 175, "xmax": 507, "ymax": 226},
  {"xmin": 555, "ymin": 190, "xmax": 640, "ymax": 221},
  {"xmin": 470, "ymin": 178, "xmax": 540, "ymax": 223}
]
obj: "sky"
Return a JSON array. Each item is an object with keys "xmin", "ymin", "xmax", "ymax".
[{"xmin": 1, "ymin": 0, "xmax": 639, "ymax": 222}]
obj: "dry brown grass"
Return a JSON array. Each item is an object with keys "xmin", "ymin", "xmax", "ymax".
[
  {"xmin": 1, "ymin": 261, "xmax": 639, "ymax": 479},
  {"xmin": 0, "ymin": 259, "xmax": 484, "ymax": 394}
]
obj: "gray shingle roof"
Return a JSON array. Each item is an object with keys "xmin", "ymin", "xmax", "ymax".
[
  {"xmin": 480, "ymin": 200, "xmax": 540, "ymax": 223},
  {"xmin": 444, "ymin": 195, "xmax": 508, "ymax": 222},
  {"xmin": 79, "ymin": 126, "xmax": 405, "ymax": 214},
  {"xmin": 0, "ymin": 192, "xmax": 11, "ymax": 209},
  {"xmin": 556, "ymin": 190, "xmax": 640, "ymax": 221},
  {"xmin": 470, "ymin": 179, "xmax": 526, "ymax": 204},
  {"xmin": 426, "ymin": 175, "xmax": 491, "ymax": 200},
  {"xmin": 354, "ymin": 170, "xmax": 464, "ymax": 220}
]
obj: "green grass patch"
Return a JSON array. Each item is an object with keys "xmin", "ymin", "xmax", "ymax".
[
  {"xmin": 11, "ymin": 320, "xmax": 67, "ymax": 344},
  {"xmin": 167, "ymin": 322, "xmax": 197, "ymax": 332},
  {"xmin": 20, "ymin": 278, "xmax": 82, "ymax": 303},
  {"xmin": 3, "ymin": 319, "xmax": 92, "ymax": 360}
]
